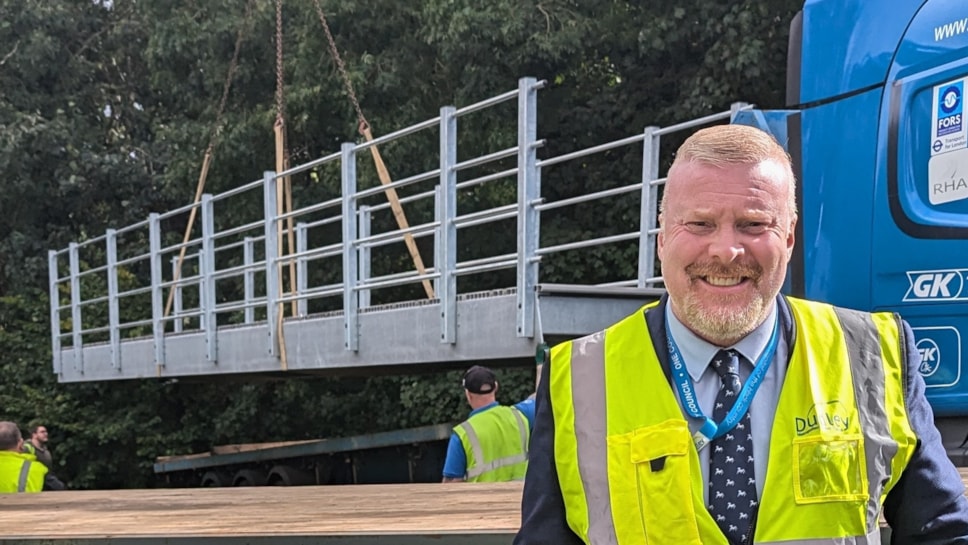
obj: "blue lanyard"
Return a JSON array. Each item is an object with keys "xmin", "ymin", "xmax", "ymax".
[{"xmin": 666, "ymin": 315, "xmax": 779, "ymax": 452}]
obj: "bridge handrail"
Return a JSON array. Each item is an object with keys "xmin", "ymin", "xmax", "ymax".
[{"xmin": 48, "ymin": 76, "xmax": 747, "ymax": 377}]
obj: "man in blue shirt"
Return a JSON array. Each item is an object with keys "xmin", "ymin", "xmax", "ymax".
[{"xmin": 442, "ymin": 365, "xmax": 535, "ymax": 482}]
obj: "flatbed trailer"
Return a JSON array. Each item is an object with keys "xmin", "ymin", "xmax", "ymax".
[
  {"xmin": 5, "ymin": 471, "xmax": 968, "ymax": 544},
  {"xmin": 153, "ymin": 424, "xmax": 453, "ymax": 488}
]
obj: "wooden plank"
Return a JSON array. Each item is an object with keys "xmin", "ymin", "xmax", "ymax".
[
  {"xmin": 209, "ymin": 439, "xmax": 319, "ymax": 456},
  {"xmin": 154, "ymin": 452, "xmax": 211, "ymax": 463},
  {"xmin": 0, "ymin": 483, "xmax": 522, "ymax": 540},
  {"xmin": 3, "ymin": 473, "xmax": 968, "ymax": 541},
  {"xmin": 158, "ymin": 439, "xmax": 324, "ymax": 462},
  {"xmin": 155, "ymin": 439, "xmax": 319, "ymax": 463}
]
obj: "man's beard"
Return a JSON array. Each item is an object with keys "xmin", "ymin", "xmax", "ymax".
[{"xmin": 675, "ymin": 261, "xmax": 772, "ymax": 345}]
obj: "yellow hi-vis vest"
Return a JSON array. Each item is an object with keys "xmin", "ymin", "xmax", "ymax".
[
  {"xmin": 549, "ymin": 297, "xmax": 917, "ymax": 544},
  {"xmin": 454, "ymin": 405, "xmax": 530, "ymax": 482},
  {"xmin": 0, "ymin": 450, "xmax": 47, "ymax": 493}
]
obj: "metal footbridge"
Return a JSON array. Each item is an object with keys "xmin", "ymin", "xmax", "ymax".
[{"xmin": 48, "ymin": 78, "xmax": 750, "ymax": 382}]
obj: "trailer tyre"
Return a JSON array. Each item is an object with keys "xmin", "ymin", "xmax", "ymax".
[
  {"xmin": 232, "ymin": 469, "xmax": 267, "ymax": 487},
  {"xmin": 199, "ymin": 470, "xmax": 231, "ymax": 487},
  {"xmin": 267, "ymin": 465, "xmax": 314, "ymax": 486}
]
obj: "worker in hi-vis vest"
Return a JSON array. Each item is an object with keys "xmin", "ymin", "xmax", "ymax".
[
  {"xmin": 21, "ymin": 423, "xmax": 66, "ymax": 490},
  {"xmin": 514, "ymin": 125, "xmax": 968, "ymax": 544},
  {"xmin": 0, "ymin": 421, "xmax": 46, "ymax": 494},
  {"xmin": 442, "ymin": 365, "xmax": 535, "ymax": 482}
]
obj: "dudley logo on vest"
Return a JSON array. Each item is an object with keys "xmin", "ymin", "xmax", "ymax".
[{"xmin": 795, "ymin": 401, "xmax": 852, "ymax": 436}]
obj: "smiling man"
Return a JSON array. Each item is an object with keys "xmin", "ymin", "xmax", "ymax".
[{"xmin": 514, "ymin": 125, "xmax": 968, "ymax": 545}]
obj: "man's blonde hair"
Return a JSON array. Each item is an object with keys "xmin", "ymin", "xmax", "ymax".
[{"xmin": 663, "ymin": 124, "xmax": 797, "ymax": 214}]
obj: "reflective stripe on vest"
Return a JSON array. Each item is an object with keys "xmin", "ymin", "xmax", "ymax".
[
  {"xmin": 757, "ymin": 528, "xmax": 881, "ymax": 545},
  {"xmin": 836, "ymin": 306, "xmax": 894, "ymax": 532},
  {"xmin": 550, "ymin": 297, "xmax": 916, "ymax": 544},
  {"xmin": 461, "ymin": 407, "xmax": 529, "ymax": 480},
  {"xmin": 568, "ymin": 329, "xmax": 618, "ymax": 545},
  {"xmin": 18, "ymin": 460, "xmax": 31, "ymax": 493}
]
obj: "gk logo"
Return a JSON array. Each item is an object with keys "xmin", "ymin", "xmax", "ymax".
[
  {"xmin": 905, "ymin": 270, "xmax": 965, "ymax": 301},
  {"xmin": 913, "ymin": 273, "xmax": 957, "ymax": 297},
  {"xmin": 916, "ymin": 337, "xmax": 941, "ymax": 377}
]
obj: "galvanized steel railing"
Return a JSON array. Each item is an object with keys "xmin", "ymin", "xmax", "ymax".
[{"xmin": 48, "ymin": 76, "xmax": 748, "ymax": 376}]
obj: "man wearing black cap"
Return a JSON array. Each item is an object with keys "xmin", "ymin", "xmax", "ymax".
[{"xmin": 441, "ymin": 365, "xmax": 535, "ymax": 482}]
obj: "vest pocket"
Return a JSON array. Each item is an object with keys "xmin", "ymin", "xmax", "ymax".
[
  {"xmin": 629, "ymin": 420, "xmax": 702, "ymax": 544},
  {"xmin": 791, "ymin": 434, "xmax": 867, "ymax": 504}
]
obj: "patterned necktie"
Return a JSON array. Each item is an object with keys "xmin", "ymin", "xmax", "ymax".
[{"xmin": 707, "ymin": 349, "xmax": 757, "ymax": 545}]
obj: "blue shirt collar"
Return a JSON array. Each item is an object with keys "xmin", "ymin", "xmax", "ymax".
[
  {"xmin": 469, "ymin": 401, "xmax": 499, "ymax": 417},
  {"xmin": 665, "ymin": 302, "xmax": 778, "ymax": 382}
]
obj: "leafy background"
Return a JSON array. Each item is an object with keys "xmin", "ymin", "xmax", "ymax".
[{"xmin": 0, "ymin": 0, "xmax": 799, "ymax": 488}]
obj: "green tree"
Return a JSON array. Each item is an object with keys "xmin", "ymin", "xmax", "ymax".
[{"xmin": 0, "ymin": 0, "xmax": 801, "ymax": 488}]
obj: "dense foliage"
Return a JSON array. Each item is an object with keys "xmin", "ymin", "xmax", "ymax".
[{"xmin": 0, "ymin": 0, "xmax": 800, "ymax": 488}]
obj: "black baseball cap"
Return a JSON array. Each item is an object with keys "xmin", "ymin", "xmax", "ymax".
[{"xmin": 462, "ymin": 365, "xmax": 497, "ymax": 394}]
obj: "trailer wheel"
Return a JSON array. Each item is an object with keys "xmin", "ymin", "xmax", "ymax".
[
  {"xmin": 267, "ymin": 465, "xmax": 314, "ymax": 486},
  {"xmin": 199, "ymin": 470, "xmax": 231, "ymax": 487},
  {"xmin": 232, "ymin": 468, "xmax": 267, "ymax": 487}
]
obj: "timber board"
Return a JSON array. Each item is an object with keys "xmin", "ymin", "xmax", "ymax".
[
  {"xmin": 0, "ymin": 483, "xmax": 522, "ymax": 544},
  {"xmin": 3, "ymin": 472, "xmax": 968, "ymax": 543}
]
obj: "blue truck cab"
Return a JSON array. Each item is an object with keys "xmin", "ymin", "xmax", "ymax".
[{"xmin": 742, "ymin": 0, "xmax": 968, "ymax": 439}]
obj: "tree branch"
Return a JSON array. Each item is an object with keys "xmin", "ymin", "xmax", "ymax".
[{"xmin": 0, "ymin": 41, "xmax": 20, "ymax": 66}]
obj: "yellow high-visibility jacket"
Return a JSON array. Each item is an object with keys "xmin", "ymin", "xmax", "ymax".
[
  {"xmin": 550, "ymin": 297, "xmax": 917, "ymax": 544},
  {"xmin": 0, "ymin": 450, "xmax": 47, "ymax": 493},
  {"xmin": 455, "ymin": 405, "xmax": 530, "ymax": 482}
]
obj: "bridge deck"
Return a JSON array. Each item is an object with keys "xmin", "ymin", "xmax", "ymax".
[{"xmin": 56, "ymin": 287, "xmax": 663, "ymax": 382}]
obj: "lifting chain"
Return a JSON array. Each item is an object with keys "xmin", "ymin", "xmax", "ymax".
[
  {"xmin": 164, "ymin": 0, "xmax": 254, "ymax": 321},
  {"xmin": 274, "ymin": 0, "xmax": 286, "ymax": 127},
  {"xmin": 272, "ymin": 0, "xmax": 294, "ymax": 367},
  {"xmin": 313, "ymin": 0, "xmax": 369, "ymax": 135},
  {"xmin": 209, "ymin": 0, "xmax": 251, "ymax": 146},
  {"xmin": 310, "ymin": 1, "xmax": 435, "ymax": 300}
]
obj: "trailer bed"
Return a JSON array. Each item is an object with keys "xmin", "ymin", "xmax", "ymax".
[
  {"xmin": 0, "ymin": 482, "xmax": 522, "ymax": 545},
  {"xmin": 4, "ymin": 471, "xmax": 968, "ymax": 544}
]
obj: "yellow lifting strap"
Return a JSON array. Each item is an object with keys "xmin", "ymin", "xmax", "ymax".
[{"xmin": 313, "ymin": 0, "xmax": 436, "ymax": 299}]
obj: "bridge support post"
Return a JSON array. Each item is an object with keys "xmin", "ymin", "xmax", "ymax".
[
  {"xmin": 263, "ymin": 171, "xmax": 280, "ymax": 357},
  {"xmin": 149, "ymin": 213, "xmax": 165, "ymax": 371},
  {"xmin": 357, "ymin": 208, "xmax": 372, "ymax": 310},
  {"xmin": 438, "ymin": 106, "xmax": 457, "ymax": 344},
  {"xmin": 295, "ymin": 225, "xmax": 308, "ymax": 317},
  {"xmin": 170, "ymin": 257, "xmax": 182, "ymax": 332},
  {"xmin": 201, "ymin": 193, "xmax": 217, "ymax": 364},
  {"xmin": 638, "ymin": 126, "xmax": 660, "ymax": 287},
  {"xmin": 516, "ymin": 77, "xmax": 540, "ymax": 338},
  {"xmin": 341, "ymin": 143, "xmax": 360, "ymax": 352},
  {"xmin": 48, "ymin": 250, "xmax": 62, "ymax": 376},
  {"xmin": 68, "ymin": 242, "xmax": 84, "ymax": 374},
  {"xmin": 106, "ymin": 228, "xmax": 120, "ymax": 370},
  {"xmin": 244, "ymin": 237, "xmax": 256, "ymax": 323}
]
